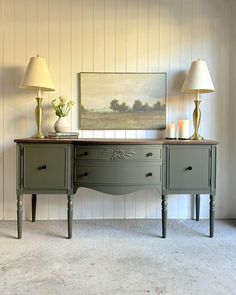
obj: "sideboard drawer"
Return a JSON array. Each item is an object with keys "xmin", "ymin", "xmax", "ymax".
[
  {"xmin": 75, "ymin": 145, "xmax": 162, "ymax": 162},
  {"xmin": 165, "ymin": 145, "xmax": 211, "ymax": 190},
  {"xmin": 23, "ymin": 145, "xmax": 68, "ymax": 189},
  {"xmin": 75, "ymin": 163, "xmax": 161, "ymax": 185}
]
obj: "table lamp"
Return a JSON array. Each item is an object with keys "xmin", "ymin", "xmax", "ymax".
[
  {"xmin": 181, "ymin": 59, "xmax": 215, "ymax": 140},
  {"xmin": 20, "ymin": 55, "xmax": 55, "ymax": 138}
]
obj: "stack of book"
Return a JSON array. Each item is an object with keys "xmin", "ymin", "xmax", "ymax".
[{"xmin": 48, "ymin": 132, "xmax": 80, "ymax": 139}]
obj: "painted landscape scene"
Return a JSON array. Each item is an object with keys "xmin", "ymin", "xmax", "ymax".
[{"xmin": 80, "ymin": 73, "xmax": 166, "ymax": 130}]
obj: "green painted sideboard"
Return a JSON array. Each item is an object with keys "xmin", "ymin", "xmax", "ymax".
[{"xmin": 14, "ymin": 138, "xmax": 218, "ymax": 239}]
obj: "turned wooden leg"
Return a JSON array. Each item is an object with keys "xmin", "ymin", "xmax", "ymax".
[
  {"xmin": 196, "ymin": 194, "xmax": 200, "ymax": 221},
  {"xmin": 17, "ymin": 195, "xmax": 23, "ymax": 239},
  {"xmin": 32, "ymin": 194, "xmax": 37, "ymax": 222},
  {"xmin": 67, "ymin": 195, "xmax": 73, "ymax": 239},
  {"xmin": 162, "ymin": 195, "xmax": 167, "ymax": 238},
  {"xmin": 210, "ymin": 194, "xmax": 215, "ymax": 238}
]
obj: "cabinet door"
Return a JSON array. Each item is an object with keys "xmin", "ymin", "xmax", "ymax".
[
  {"xmin": 166, "ymin": 145, "xmax": 211, "ymax": 191},
  {"xmin": 23, "ymin": 145, "xmax": 68, "ymax": 189}
]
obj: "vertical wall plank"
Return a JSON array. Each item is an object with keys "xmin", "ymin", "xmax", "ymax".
[
  {"xmin": 137, "ymin": 0, "xmax": 148, "ymax": 72},
  {"xmin": 94, "ymin": 0, "xmax": 105, "ymax": 72},
  {"xmin": 214, "ymin": 0, "xmax": 230, "ymax": 219},
  {"xmin": 148, "ymin": 0, "xmax": 159, "ymax": 72},
  {"xmin": 126, "ymin": 0, "xmax": 138, "ymax": 72},
  {"xmin": 3, "ymin": 0, "xmax": 16, "ymax": 219},
  {"xmin": 25, "ymin": 0, "xmax": 37, "ymax": 138},
  {"xmin": 82, "ymin": 0, "xmax": 94, "ymax": 72},
  {"xmin": 159, "ymin": 0, "xmax": 171, "ymax": 72},
  {"xmin": 115, "ymin": 0, "xmax": 126, "ymax": 72},
  {"xmin": 228, "ymin": 0, "xmax": 236, "ymax": 218},
  {"xmin": 14, "ymin": 1, "xmax": 27, "ymax": 140},
  {"xmin": 104, "ymin": 0, "xmax": 115, "ymax": 72},
  {"xmin": 0, "ymin": 0, "xmax": 4, "ymax": 219},
  {"xmin": 180, "ymin": 0, "xmax": 192, "ymax": 123}
]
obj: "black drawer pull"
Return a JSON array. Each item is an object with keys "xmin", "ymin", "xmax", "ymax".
[
  {"xmin": 185, "ymin": 166, "xmax": 192, "ymax": 171},
  {"xmin": 146, "ymin": 172, "xmax": 153, "ymax": 177},
  {"xmin": 84, "ymin": 152, "xmax": 88, "ymax": 156},
  {"xmin": 38, "ymin": 165, "xmax": 47, "ymax": 170},
  {"xmin": 146, "ymin": 152, "xmax": 153, "ymax": 157},
  {"xmin": 84, "ymin": 172, "xmax": 88, "ymax": 176}
]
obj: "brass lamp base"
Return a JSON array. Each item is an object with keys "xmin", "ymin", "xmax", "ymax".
[
  {"xmin": 190, "ymin": 133, "xmax": 204, "ymax": 140},
  {"xmin": 190, "ymin": 99, "xmax": 203, "ymax": 140},
  {"xmin": 32, "ymin": 97, "xmax": 45, "ymax": 139},
  {"xmin": 32, "ymin": 132, "xmax": 44, "ymax": 139}
]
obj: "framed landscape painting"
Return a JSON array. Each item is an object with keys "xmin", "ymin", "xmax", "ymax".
[{"xmin": 79, "ymin": 72, "xmax": 167, "ymax": 130}]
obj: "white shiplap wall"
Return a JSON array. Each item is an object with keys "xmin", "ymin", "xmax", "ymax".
[
  {"xmin": 0, "ymin": 0, "xmax": 233, "ymax": 220},
  {"xmin": 228, "ymin": 0, "xmax": 236, "ymax": 219}
]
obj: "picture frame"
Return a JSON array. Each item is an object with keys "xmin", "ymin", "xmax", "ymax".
[{"xmin": 79, "ymin": 72, "xmax": 167, "ymax": 130}]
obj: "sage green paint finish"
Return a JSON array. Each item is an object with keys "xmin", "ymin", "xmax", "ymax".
[
  {"xmin": 211, "ymin": 145, "xmax": 217, "ymax": 195},
  {"xmin": 162, "ymin": 145, "xmax": 217, "ymax": 195},
  {"xmin": 162, "ymin": 144, "xmax": 217, "ymax": 238},
  {"xmin": 16, "ymin": 143, "xmax": 73, "ymax": 195},
  {"xmin": 24, "ymin": 146, "xmax": 66, "ymax": 189},
  {"xmin": 75, "ymin": 163, "xmax": 161, "ymax": 186},
  {"xmin": 15, "ymin": 140, "xmax": 218, "ymax": 239},
  {"xmin": 75, "ymin": 144, "xmax": 162, "ymax": 195},
  {"xmin": 73, "ymin": 185, "xmax": 161, "ymax": 195},
  {"xmin": 75, "ymin": 145, "xmax": 162, "ymax": 162},
  {"xmin": 169, "ymin": 146, "xmax": 210, "ymax": 189}
]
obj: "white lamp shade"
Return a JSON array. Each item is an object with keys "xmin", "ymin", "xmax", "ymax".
[
  {"xmin": 20, "ymin": 56, "xmax": 55, "ymax": 91},
  {"xmin": 181, "ymin": 59, "xmax": 215, "ymax": 94}
]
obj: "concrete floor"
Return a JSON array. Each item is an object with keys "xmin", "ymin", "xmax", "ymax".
[{"xmin": 0, "ymin": 220, "xmax": 236, "ymax": 295}]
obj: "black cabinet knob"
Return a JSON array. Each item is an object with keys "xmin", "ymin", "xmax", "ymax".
[
  {"xmin": 84, "ymin": 172, "xmax": 88, "ymax": 176},
  {"xmin": 146, "ymin": 152, "xmax": 153, "ymax": 157},
  {"xmin": 186, "ymin": 166, "xmax": 192, "ymax": 171},
  {"xmin": 38, "ymin": 165, "xmax": 47, "ymax": 170},
  {"xmin": 146, "ymin": 172, "xmax": 153, "ymax": 177},
  {"xmin": 84, "ymin": 152, "xmax": 88, "ymax": 156}
]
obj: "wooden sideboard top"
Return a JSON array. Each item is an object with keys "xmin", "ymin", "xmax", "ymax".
[{"xmin": 14, "ymin": 137, "xmax": 218, "ymax": 145}]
